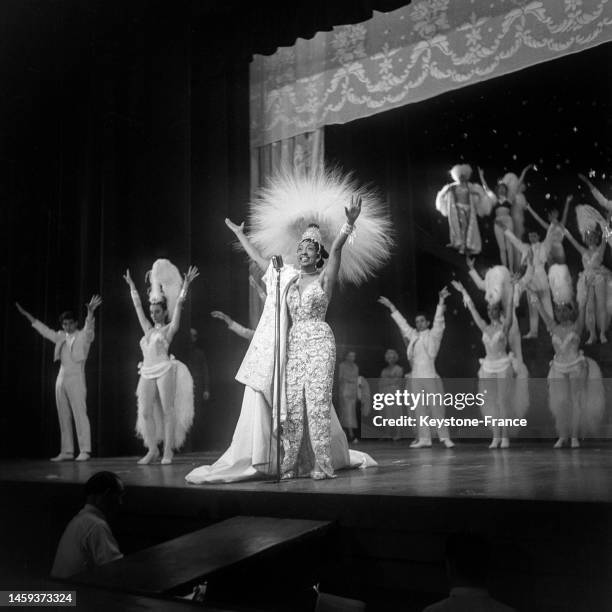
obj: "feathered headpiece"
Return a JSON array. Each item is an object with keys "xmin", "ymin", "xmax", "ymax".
[
  {"xmin": 500, "ymin": 172, "xmax": 520, "ymax": 199},
  {"xmin": 483, "ymin": 265, "xmax": 511, "ymax": 306},
  {"xmin": 576, "ymin": 204, "xmax": 606, "ymax": 240},
  {"xmin": 548, "ymin": 264, "xmax": 574, "ymax": 306},
  {"xmin": 147, "ymin": 259, "xmax": 183, "ymax": 319},
  {"xmin": 450, "ymin": 164, "xmax": 472, "ymax": 183},
  {"xmin": 248, "ymin": 167, "xmax": 393, "ymax": 285}
]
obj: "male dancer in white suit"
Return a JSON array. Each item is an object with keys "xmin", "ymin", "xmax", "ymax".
[
  {"xmin": 378, "ymin": 288, "xmax": 454, "ymax": 448},
  {"xmin": 16, "ymin": 296, "xmax": 102, "ymax": 461}
]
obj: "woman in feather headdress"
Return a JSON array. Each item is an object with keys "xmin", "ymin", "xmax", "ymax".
[
  {"xmin": 451, "ymin": 270, "xmax": 528, "ymax": 449},
  {"xmin": 185, "ymin": 168, "xmax": 390, "ymax": 483},
  {"xmin": 525, "ymin": 195, "xmax": 572, "ymax": 266},
  {"xmin": 435, "ymin": 164, "xmax": 490, "ymax": 255},
  {"xmin": 532, "ymin": 264, "xmax": 604, "ymax": 448},
  {"xmin": 124, "ymin": 261, "xmax": 198, "ymax": 464},
  {"xmin": 564, "ymin": 204, "xmax": 612, "ymax": 344}
]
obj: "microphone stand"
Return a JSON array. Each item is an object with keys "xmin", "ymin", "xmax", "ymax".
[{"xmin": 272, "ymin": 256, "xmax": 283, "ymax": 482}]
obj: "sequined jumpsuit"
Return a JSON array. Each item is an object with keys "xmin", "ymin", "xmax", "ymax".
[{"xmin": 282, "ymin": 279, "xmax": 335, "ymax": 478}]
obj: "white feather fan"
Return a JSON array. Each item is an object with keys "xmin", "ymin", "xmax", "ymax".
[{"xmin": 248, "ymin": 168, "xmax": 393, "ymax": 285}]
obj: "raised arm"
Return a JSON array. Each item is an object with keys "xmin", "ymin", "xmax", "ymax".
[
  {"xmin": 466, "ymin": 257, "xmax": 486, "ymax": 291},
  {"xmin": 225, "ymin": 218, "xmax": 268, "ymax": 272},
  {"xmin": 517, "ymin": 164, "xmax": 535, "ymax": 191},
  {"xmin": 451, "ymin": 281, "xmax": 487, "ymax": 333},
  {"xmin": 561, "ymin": 195, "xmax": 572, "ymax": 227},
  {"xmin": 525, "ymin": 204, "xmax": 549, "ymax": 231},
  {"xmin": 323, "ymin": 195, "xmax": 361, "ymax": 299},
  {"xmin": 166, "ymin": 266, "xmax": 199, "ymax": 343},
  {"xmin": 123, "ymin": 269, "xmax": 152, "ymax": 334},
  {"xmin": 16, "ymin": 302, "xmax": 59, "ymax": 342},
  {"xmin": 477, "ymin": 166, "xmax": 495, "ymax": 200},
  {"xmin": 430, "ymin": 287, "xmax": 449, "ymax": 348},
  {"xmin": 83, "ymin": 295, "xmax": 102, "ymax": 344},
  {"xmin": 563, "ymin": 227, "xmax": 586, "ymax": 255},
  {"xmin": 502, "ymin": 224, "xmax": 529, "ymax": 256},
  {"xmin": 211, "ymin": 311, "xmax": 255, "ymax": 340},
  {"xmin": 378, "ymin": 296, "xmax": 416, "ymax": 343},
  {"xmin": 578, "ymin": 173, "xmax": 612, "ymax": 212}
]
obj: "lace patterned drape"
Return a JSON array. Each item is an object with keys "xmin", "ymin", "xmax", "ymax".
[{"xmin": 250, "ymin": 0, "xmax": 612, "ymax": 147}]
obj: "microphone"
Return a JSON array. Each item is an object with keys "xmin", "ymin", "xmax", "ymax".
[{"xmin": 272, "ymin": 255, "xmax": 283, "ymax": 270}]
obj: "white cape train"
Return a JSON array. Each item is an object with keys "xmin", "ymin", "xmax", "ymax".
[{"xmin": 185, "ymin": 262, "xmax": 377, "ymax": 484}]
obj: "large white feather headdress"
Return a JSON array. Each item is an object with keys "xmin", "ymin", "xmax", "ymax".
[
  {"xmin": 147, "ymin": 259, "xmax": 183, "ymax": 319},
  {"xmin": 548, "ymin": 264, "xmax": 574, "ymax": 306},
  {"xmin": 248, "ymin": 167, "xmax": 393, "ymax": 285},
  {"xmin": 483, "ymin": 265, "xmax": 511, "ymax": 306}
]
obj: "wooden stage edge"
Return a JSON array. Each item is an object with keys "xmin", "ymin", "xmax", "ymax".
[
  {"xmin": 3, "ymin": 440, "xmax": 612, "ymax": 507},
  {"xmin": 3, "ymin": 442, "xmax": 612, "ymax": 610}
]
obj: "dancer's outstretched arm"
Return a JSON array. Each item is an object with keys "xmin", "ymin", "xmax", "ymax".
[
  {"xmin": 563, "ymin": 228, "xmax": 586, "ymax": 256},
  {"xmin": 378, "ymin": 296, "xmax": 416, "ymax": 343},
  {"xmin": 123, "ymin": 269, "xmax": 152, "ymax": 334},
  {"xmin": 167, "ymin": 266, "xmax": 199, "ymax": 343},
  {"xmin": 561, "ymin": 195, "xmax": 572, "ymax": 227},
  {"xmin": 525, "ymin": 204, "xmax": 549, "ymax": 231},
  {"xmin": 451, "ymin": 281, "xmax": 487, "ymax": 332},
  {"xmin": 211, "ymin": 311, "xmax": 254, "ymax": 340},
  {"xmin": 225, "ymin": 218, "xmax": 268, "ymax": 272},
  {"xmin": 578, "ymin": 174, "xmax": 612, "ymax": 212},
  {"xmin": 83, "ymin": 295, "xmax": 102, "ymax": 343},
  {"xmin": 430, "ymin": 287, "xmax": 449, "ymax": 351},
  {"xmin": 477, "ymin": 167, "xmax": 495, "ymax": 200},
  {"xmin": 516, "ymin": 164, "xmax": 535, "ymax": 193},
  {"xmin": 15, "ymin": 302, "xmax": 59, "ymax": 342},
  {"xmin": 324, "ymin": 195, "xmax": 361, "ymax": 299},
  {"xmin": 466, "ymin": 257, "xmax": 486, "ymax": 291}
]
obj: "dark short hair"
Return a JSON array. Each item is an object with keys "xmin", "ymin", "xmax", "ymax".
[
  {"xmin": 85, "ymin": 471, "xmax": 123, "ymax": 497},
  {"xmin": 446, "ymin": 533, "xmax": 490, "ymax": 585},
  {"xmin": 58, "ymin": 311, "xmax": 77, "ymax": 325},
  {"xmin": 415, "ymin": 312, "xmax": 429, "ymax": 321}
]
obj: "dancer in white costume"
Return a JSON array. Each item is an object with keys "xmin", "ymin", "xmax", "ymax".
[
  {"xmin": 452, "ymin": 275, "xmax": 529, "ymax": 449},
  {"xmin": 16, "ymin": 296, "xmax": 102, "ymax": 462},
  {"xmin": 525, "ymin": 196, "xmax": 571, "ymax": 265},
  {"xmin": 378, "ymin": 349, "xmax": 404, "ymax": 441},
  {"xmin": 466, "ymin": 259, "xmax": 524, "ymax": 365},
  {"xmin": 578, "ymin": 173, "xmax": 612, "ymax": 218},
  {"xmin": 565, "ymin": 205, "xmax": 612, "ymax": 344},
  {"xmin": 500, "ymin": 222, "xmax": 553, "ymax": 339},
  {"xmin": 124, "ymin": 261, "xmax": 198, "ymax": 465},
  {"xmin": 186, "ymin": 169, "xmax": 391, "ymax": 483},
  {"xmin": 435, "ymin": 164, "xmax": 490, "ymax": 255},
  {"xmin": 534, "ymin": 264, "xmax": 604, "ymax": 448},
  {"xmin": 378, "ymin": 289, "xmax": 454, "ymax": 448}
]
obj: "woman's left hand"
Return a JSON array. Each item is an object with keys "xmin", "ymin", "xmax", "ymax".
[
  {"xmin": 345, "ymin": 195, "xmax": 362, "ymax": 225},
  {"xmin": 184, "ymin": 265, "xmax": 200, "ymax": 285}
]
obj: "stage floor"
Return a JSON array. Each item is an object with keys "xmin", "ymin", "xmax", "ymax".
[{"xmin": 3, "ymin": 440, "xmax": 612, "ymax": 504}]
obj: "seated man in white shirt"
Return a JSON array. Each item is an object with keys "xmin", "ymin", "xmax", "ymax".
[
  {"xmin": 51, "ymin": 471, "xmax": 124, "ymax": 578},
  {"xmin": 423, "ymin": 534, "xmax": 516, "ymax": 612}
]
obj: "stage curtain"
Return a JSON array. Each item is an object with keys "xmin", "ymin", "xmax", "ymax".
[
  {"xmin": 250, "ymin": 0, "xmax": 612, "ymax": 147},
  {"xmin": 247, "ymin": 129, "xmax": 325, "ymax": 327}
]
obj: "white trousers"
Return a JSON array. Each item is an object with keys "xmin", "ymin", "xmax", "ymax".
[{"xmin": 55, "ymin": 372, "xmax": 91, "ymax": 454}]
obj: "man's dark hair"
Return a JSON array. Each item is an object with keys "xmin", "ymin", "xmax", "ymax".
[
  {"xmin": 446, "ymin": 533, "xmax": 490, "ymax": 585},
  {"xmin": 85, "ymin": 472, "xmax": 122, "ymax": 498},
  {"xmin": 58, "ymin": 311, "xmax": 77, "ymax": 325},
  {"xmin": 415, "ymin": 312, "xmax": 429, "ymax": 321}
]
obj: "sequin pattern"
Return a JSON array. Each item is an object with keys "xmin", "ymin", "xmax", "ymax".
[{"xmin": 282, "ymin": 280, "xmax": 336, "ymax": 478}]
